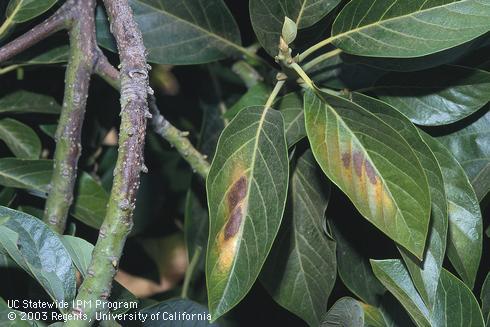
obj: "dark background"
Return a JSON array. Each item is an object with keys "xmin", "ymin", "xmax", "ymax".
[{"xmin": 0, "ymin": 0, "xmax": 488, "ymax": 325}]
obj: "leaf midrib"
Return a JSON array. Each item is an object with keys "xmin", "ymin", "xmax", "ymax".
[
  {"xmin": 0, "ymin": 122, "xmax": 32, "ymax": 157},
  {"xmin": 0, "ymin": 0, "xmax": 23, "ymax": 37},
  {"xmin": 317, "ymin": 95, "xmax": 426, "ymax": 257},
  {"xmin": 0, "ymin": 161, "xmax": 50, "ymax": 191},
  {"xmin": 216, "ymin": 107, "xmax": 271, "ymax": 312},
  {"xmin": 332, "ymin": 0, "xmax": 480, "ymax": 43}
]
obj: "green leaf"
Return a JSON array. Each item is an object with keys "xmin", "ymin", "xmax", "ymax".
[
  {"xmin": 39, "ymin": 124, "xmax": 57, "ymax": 139},
  {"xmin": 223, "ymin": 83, "xmax": 270, "ymax": 120},
  {"xmin": 0, "ymin": 0, "xmax": 58, "ymax": 39},
  {"xmin": 61, "ymin": 236, "xmax": 93, "ymax": 278},
  {"xmin": 372, "ymin": 259, "xmax": 485, "ymax": 327},
  {"xmin": 0, "ymin": 158, "xmax": 108, "ymax": 229},
  {"xmin": 482, "ymin": 273, "xmax": 490, "ymax": 325},
  {"xmin": 420, "ymin": 133, "xmax": 482, "ymax": 289},
  {"xmin": 363, "ymin": 303, "xmax": 388, "ymax": 327},
  {"xmin": 276, "ymin": 92, "xmax": 305, "ymax": 147},
  {"xmin": 378, "ymin": 293, "xmax": 415, "ymax": 327},
  {"xmin": 0, "ymin": 91, "xmax": 61, "ymax": 114},
  {"xmin": 304, "ymin": 90, "xmax": 431, "ymax": 258},
  {"xmin": 309, "ymin": 54, "xmax": 385, "ymax": 90},
  {"xmin": 331, "ymin": 0, "xmax": 490, "ymax": 58},
  {"xmin": 140, "ymin": 298, "xmax": 217, "ymax": 326},
  {"xmin": 0, "ymin": 206, "xmax": 76, "ymax": 305},
  {"xmin": 320, "ymin": 297, "xmax": 364, "ymax": 327},
  {"xmin": 71, "ymin": 172, "xmax": 108, "ymax": 229},
  {"xmin": 0, "ymin": 158, "xmax": 52, "ymax": 190},
  {"xmin": 348, "ymin": 93, "xmax": 448, "ymax": 309},
  {"xmin": 0, "ymin": 118, "xmax": 41, "ymax": 159},
  {"xmin": 0, "ymin": 187, "xmax": 15, "ymax": 206},
  {"xmin": 185, "ymin": 190, "xmax": 208, "ymax": 263},
  {"xmin": 329, "ymin": 219, "xmax": 386, "ymax": 306},
  {"xmin": 282, "ymin": 17, "xmax": 298, "ymax": 45},
  {"xmin": 0, "ymin": 297, "xmax": 33, "ymax": 326},
  {"xmin": 437, "ymin": 109, "xmax": 490, "ymax": 201},
  {"xmin": 96, "ymin": 0, "xmax": 244, "ymax": 65},
  {"xmin": 370, "ymin": 66, "xmax": 490, "ymax": 126},
  {"xmin": 206, "ymin": 106, "xmax": 289, "ymax": 320},
  {"xmin": 60, "ymin": 235, "xmax": 138, "ymax": 315},
  {"xmin": 261, "ymin": 150, "xmax": 336, "ymax": 326},
  {"xmin": 431, "ymin": 269, "xmax": 485, "ymax": 327},
  {"xmin": 371, "ymin": 259, "xmax": 431, "ymax": 327},
  {"xmin": 199, "ymin": 101, "xmax": 226, "ymax": 158},
  {"xmin": 0, "ymin": 45, "xmax": 69, "ymax": 74},
  {"xmin": 250, "ymin": 0, "xmax": 340, "ymax": 55}
]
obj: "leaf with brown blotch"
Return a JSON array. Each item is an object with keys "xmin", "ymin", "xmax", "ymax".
[
  {"xmin": 304, "ymin": 89, "xmax": 431, "ymax": 259},
  {"xmin": 206, "ymin": 106, "xmax": 289, "ymax": 321}
]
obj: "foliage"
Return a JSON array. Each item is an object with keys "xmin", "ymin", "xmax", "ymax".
[{"xmin": 0, "ymin": 0, "xmax": 489, "ymax": 326}]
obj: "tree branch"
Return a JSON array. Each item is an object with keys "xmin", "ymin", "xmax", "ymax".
[
  {"xmin": 149, "ymin": 96, "xmax": 210, "ymax": 178},
  {"xmin": 67, "ymin": 0, "xmax": 150, "ymax": 324},
  {"xmin": 0, "ymin": 2, "xmax": 72, "ymax": 63},
  {"xmin": 42, "ymin": 0, "xmax": 97, "ymax": 233},
  {"xmin": 95, "ymin": 57, "xmax": 211, "ymax": 179}
]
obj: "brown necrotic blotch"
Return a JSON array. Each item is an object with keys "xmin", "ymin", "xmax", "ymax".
[
  {"xmin": 343, "ymin": 150, "xmax": 377, "ymax": 185},
  {"xmin": 224, "ymin": 176, "xmax": 247, "ymax": 239}
]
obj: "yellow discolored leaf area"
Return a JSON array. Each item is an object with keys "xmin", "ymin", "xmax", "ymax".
[
  {"xmin": 304, "ymin": 90, "xmax": 430, "ymax": 259},
  {"xmin": 206, "ymin": 106, "xmax": 288, "ymax": 320},
  {"xmin": 215, "ymin": 170, "xmax": 248, "ymax": 272}
]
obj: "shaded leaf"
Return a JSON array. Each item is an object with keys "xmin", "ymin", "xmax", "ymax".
[
  {"xmin": 250, "ymin": 0, "xmax": 340, "ymax": 55},
  {"xmin": 363, "ymin": 303, "xmax": 387, "ymax": 327},
  {"xmin": 0, "ymin": 158, "xmax": 108, "ymax": 229},
  {"xmin": 261, "ymin": 150, "xmax": 336, "ymax": 326},
  {"xmin": 141, "ymin": 298, "xmax": 216, "ymax": 326},
  {"xmin": 0, "ymin": 91, "xmax": 60, "ymax": 114},
  {"xmin": 348, "ymin": 93, "xmax": 448, "ymax": 309},
  {"xmin": 39, "ymin": 124, "xmax": 57, "ymax": 139},
  {"xmin": 0, "ymin": 0, "xmax": 58, "ymax": 39},
  {"xmin": 60, "ymin": 235, "xmax": 138, "ymax": 315},
  {"xmin": 331, "ymin": 0, "xmax": 490, "ymax": 58},
  {"xmin": 206, "ymin": 106, "xmax": 288, "ymax": 319},
  {"xmin": 0, "ymin": 297, "xmax": 33, "ymax": 326},
  {"xmin": 304, "ymin": 90, "xmax": 431, "ymax": 258},
  {"xmin": 71, "ymin": 172, "xmax": 109, "ymax": 229},
  {"xmin": 61, "ymin": 236, "xmax": 93, "ymax": 278},
  {"xmin": 0, "ymin": 206, "xmax": 76, "ymax": 306},
  {"xmin": 2, "ymin": 44, "xmax": 69, "ymax": 66},
  {"xmin": 309, "ymin": 54, "xmax": 385, "ymax": 90},
  {"xmin": 421, "ymin": 133, "xmax": 482, "ymax": 289},
  {"xmin": 370, "ymin": 66, "xmax": 490, "ymax": 126},
  {"xmin": 184, "ymin": 190, "xmax": 208, "ymax": 262},
  {"xmin": 437, "ymin": 108, "xmax": 490, "ymax": 201},
  {"xmin": 0, "ymin": 158, "xmax": 52, "ymax": 190},
  {"xmin": 96, "ymin": 0, "xmax": 244, "ymax": 65},
  {"xmin": 223, "ymin": 83, "xmax": 270, "ymax": 120},
  {"xmin": 0, "ymin": 118, "xmax": 41, "ymax": 159},
  {"xmin": 276, "ymin": 92, "xmax": 305, "ymax": 147},
  {"xmin": 378, "ymin": 293, "xmax": 415, "ymax": 327},
  {"xmin": 481, "ymin": 273, "xmax": 490, "ymax": 325},
  {"xmin": 330, "ymin": 219, "xmax": 386, "ymax": 306},
  {"xmin": 199, "ymin": 101, "xmax": 226, "ymax": 158},
  {"xmin": 320, "ymin": 297, "xmax": 364, "ymax": 327}
]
